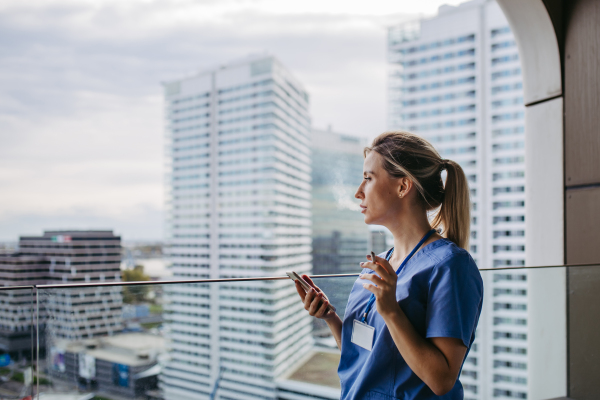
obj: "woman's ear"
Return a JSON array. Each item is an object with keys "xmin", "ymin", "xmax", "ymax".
[{"xmin": 398, "ymin": 177, "xmax": 412, "ymax": 198}]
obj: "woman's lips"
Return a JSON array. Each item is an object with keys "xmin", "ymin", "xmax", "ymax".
[{"xmin": 360, "ymin": 205, "xmax": 367, "ymax": 214}]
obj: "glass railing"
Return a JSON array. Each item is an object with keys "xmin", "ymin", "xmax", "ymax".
[
  {"xmin": 32, "ymin": 276, "xmax": 358, "ymax": 400},
  {"xmin": 0, "ymin": 264, "xmax": 595, "ymax": 399},
  {"xmin": 0, "ymin": 285, "xmax": 35, "ymax": 400}
]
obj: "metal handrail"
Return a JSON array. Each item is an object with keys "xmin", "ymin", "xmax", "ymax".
[
  {"xmin": 31, "ymin": 262, "xmax": 600, "ymax": 289},
  {"xmin": 0, "ymin": 285, "xmax": 35, "ymax": 291}
]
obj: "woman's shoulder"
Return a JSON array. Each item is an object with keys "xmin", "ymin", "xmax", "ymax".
[
  {"xmin": 421, "ymin": 239, "xmax": 484, "ymax": 300},
  {"xmin": 422, "ymin": 238, "xmax": 480, "ymax": 276}
]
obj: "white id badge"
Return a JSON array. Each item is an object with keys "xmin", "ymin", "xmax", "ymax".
[{"xmin": 351, "ymin": 319, "xmax": 375, "ymax": 351}]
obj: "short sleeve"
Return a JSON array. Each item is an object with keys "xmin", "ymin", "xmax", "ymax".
[{"xmin": 425, "ymin": 253, "xmax": 483, "ymax": 347}]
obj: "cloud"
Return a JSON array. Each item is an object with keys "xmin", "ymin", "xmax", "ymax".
[{"xmin": 0, "ymin": 0, "xmax": 458, "ymax": 240}]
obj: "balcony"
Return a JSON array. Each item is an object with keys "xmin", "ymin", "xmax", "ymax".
[{"xmin": 0, "ymin": 0, "xmax": 598, "ymax": 399}]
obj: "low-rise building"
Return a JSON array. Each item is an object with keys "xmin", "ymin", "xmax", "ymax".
[{"xmin": 49, "ymin": 332, "xmax": 165, "ymax": 399}]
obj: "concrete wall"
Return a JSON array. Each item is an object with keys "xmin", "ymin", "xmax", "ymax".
[{"xmin": 563, "ymin": 0, "xmax": 600, "ymax": 398}]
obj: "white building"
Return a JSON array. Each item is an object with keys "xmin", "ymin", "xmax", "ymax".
[
  {"xmin": 388, "ymin": 1, "xmax": 527, "ymax": 399},
  {"xmin": 161, "ymin": 55, "xmax": 313, "ymax": 400}
]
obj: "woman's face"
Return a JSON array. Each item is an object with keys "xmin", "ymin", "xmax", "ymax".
[{"xmin": 355, "ymin": 151, "xmax": 403, "ymax": 226}]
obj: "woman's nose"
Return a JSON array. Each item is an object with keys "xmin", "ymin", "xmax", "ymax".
[{"xmin": 355, "ymin": 184, "xmax": 363, "ymax": 199}]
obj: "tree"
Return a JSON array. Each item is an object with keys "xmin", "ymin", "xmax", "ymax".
[{"xmin": 122, "ymin": 265, "xmax": 150, "ymax": 303}]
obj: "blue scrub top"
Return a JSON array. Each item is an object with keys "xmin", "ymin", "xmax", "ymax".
[{"xmin": 338, "ymin": 238, "xmax": 483, "ymax": 400}]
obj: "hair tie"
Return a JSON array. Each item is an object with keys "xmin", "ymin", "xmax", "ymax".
[{"xmin": 441, "ymin": 159, "xmax": 450, "ymax": 170}]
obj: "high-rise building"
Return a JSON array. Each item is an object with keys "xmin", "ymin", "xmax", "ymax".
[
  {"xmin": 162, "ymin": 55, "xmax": 313, "ymax": 400},
  {"xmin": 0, "ymin": 230, "xmax": 123, "ymax": 356},
  {"xmin": 311, "ymin": 128, "xmax": 369, "ymax": 325},
  {"xmin": 387, "ymin": 1, "xmax": 527, "ymax": 399}
]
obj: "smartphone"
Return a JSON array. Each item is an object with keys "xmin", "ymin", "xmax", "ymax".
[{"xmin": 286, "ymin": 271, "xmax": 336, "ymax": 313}]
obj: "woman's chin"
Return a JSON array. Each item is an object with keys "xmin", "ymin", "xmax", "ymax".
[{"xmin": 363, "ymin": 213, "xmax": 384, "ymax": 226}]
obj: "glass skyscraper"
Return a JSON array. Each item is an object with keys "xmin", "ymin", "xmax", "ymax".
[
  {"xmin": 388, "ymin": 1, "xmax": 527, "ymax": 398},
  {"xmin": 310, "ymin": 128, "xmax": 369, "ymax": 331}
]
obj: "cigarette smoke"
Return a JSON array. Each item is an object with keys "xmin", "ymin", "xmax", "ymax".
[{"xmin": 332, "ymin": 170, "xmax": 361, "ymax": 212}]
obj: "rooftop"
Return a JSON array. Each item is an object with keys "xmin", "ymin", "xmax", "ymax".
[
  {"xmin": 58, "ymin": 332, "xmax": 165, "ymax": 367},
  {"xmin": 285, "ymin": 350, "xmax": 341, "ymax": 389}
]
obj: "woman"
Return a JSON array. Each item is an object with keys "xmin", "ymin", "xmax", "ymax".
[{"xmin": 295, "ymin": 131, "xmax": 483, "ymax": 399}]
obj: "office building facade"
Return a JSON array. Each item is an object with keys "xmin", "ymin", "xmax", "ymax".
[
  {"xmin": 388, "ymin": 1, "xmax": 527, "ymax": 398},
  {"xmin": 0, "ymin": 254, "xmax": 42, "ymax": 357},
  {"xmin": 0, "ymin": 230, "xmax": 123, "ymax": 356},
  {"xmin": 20, "ymin": 231, "xmax": 123, "ymax": 340},
  {"xmin": 162, "ymin": 56, "xmax": 313, "ymax": 399}
]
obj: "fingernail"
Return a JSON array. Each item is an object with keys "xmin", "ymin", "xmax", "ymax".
[
  {"xmin": 360, "ymin": 262, "xmax": 364, "ymax": 266},
  {"xmin": 359, "ymin": 274, "xmax": 363, "ymax": 278}
]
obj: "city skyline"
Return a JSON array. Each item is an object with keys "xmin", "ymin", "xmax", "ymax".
[{"xmin": 2, "ymin": 3, "xmax": 528, "ymax": 396}]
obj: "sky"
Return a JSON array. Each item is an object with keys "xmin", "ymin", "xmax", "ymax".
[{"xmin": 0, "ymin": 0, "xmax": 465, "ymax": 241}]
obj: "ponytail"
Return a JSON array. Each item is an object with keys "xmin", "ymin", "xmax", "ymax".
[
  {"xmin": 365, "ymin": 131, "xmax": 471, "ymax": 250},
  {"xmin": 430, "ymin": 160, "xmax": 471, "ymax": 250}
]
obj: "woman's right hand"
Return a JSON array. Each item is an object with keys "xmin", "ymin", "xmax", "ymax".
[{"xmin": 295, "ymin": 274, "xmax": 337, "ymax": 320}]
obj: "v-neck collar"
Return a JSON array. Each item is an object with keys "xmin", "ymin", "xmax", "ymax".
[{"xmin": 387, "ymin": 237, "xmax": 449, "ymax": 275}]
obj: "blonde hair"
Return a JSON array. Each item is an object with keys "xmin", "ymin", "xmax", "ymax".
[{"xmin": 364, "ymin": 131, "xmax": 471, "ymax": 250}]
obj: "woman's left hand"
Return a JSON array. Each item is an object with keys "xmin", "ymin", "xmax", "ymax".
[{"xmin": 360, "ymin": 254, "xmax": 401, "ymax": 319}]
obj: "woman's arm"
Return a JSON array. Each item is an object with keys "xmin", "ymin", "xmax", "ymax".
[
  {"xmin": 295, "ymin": 275, "xmax": 343, "ymax": 350},
  {"xmin": 383, "ymin": 308, "xmax": 467, "ymax": 395},
  {"xmin": 360, "ymin": 256, "xmax": 467, "ymax": 396}
]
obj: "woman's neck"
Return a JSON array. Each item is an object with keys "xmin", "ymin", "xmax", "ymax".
[{"xmin": 386, "ymin": 209, "xmax": 434, "ymax": 264}]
